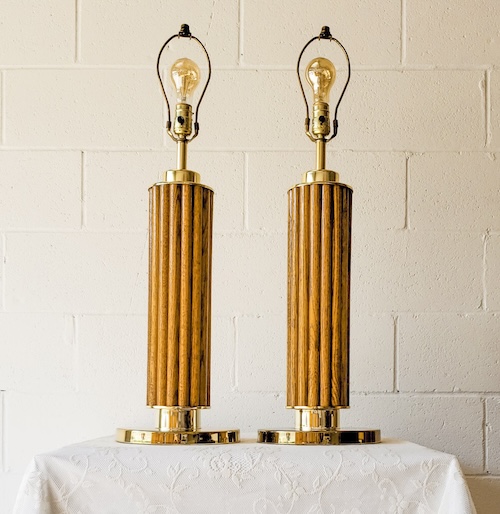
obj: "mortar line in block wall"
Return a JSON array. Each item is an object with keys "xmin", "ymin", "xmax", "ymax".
[
  {"xmin": 351, "ymin": 64, "xmax": 494, "ymax": 72},
  {"xmin": 400, "ymin": 0, "xmax": 407, "ymax": 66},
  {"xmin": 75, "ymin": 0, "xmax": 81, "ymax": 64},
  {"xmin": 243, "ymin": 153, "xmax": 249, "ymax": 230},
  {"xmin": 230, "ymin": 316, "xmax": 237, "ymax": 391},
  {"xmin": 227, "ymin": 310, "xmax": 500, "ymax": 317},
  {"xmin": 80, "ymin": 151, "xmax": 86, "ymax": 229},
  {"xmin": 404, "ymin": 153, "xmax": 411, "ymax": 230},
  {"xmin": 4, "ymin": 310, "xmax": 500, "ymax": 320},
  {"xmin": 0, "ymin": 64, "xmax": 494, "ymax": 72},
  {"xmin": 1, "ymin": 233, "xmax": 5, "ymax": 311},
  {"xmin": 228, "ymin": 391, "xmax": 500, "ymax": 399},
  {"xmin": 485, "ymin": 68, "xmax": 492, "ymax": 147},
  {"xmin": 0, "ymin": 228, "xmax": 492, "ymax": 237},
  {"xmin": 73, "ymin": 315, "xmax": 80, "ymax": 392},
  {"xmin": 393, "ymin": 315, "xmax": 399, "ymax": 393},
  {"xmin": 0, "ymin": 71, "xmax": 4, "ymax": 146},
  {"xmin": 0, "ymin": 228, "xmax": 149, "ymax": 235},
  {"xmin": 482, "ymin": 233, "xmax": 489, "ymax": 311},
  {"xmin": 0, "ymin": 390, "xmax": 5, "ymax": 472},
  {"xmin": 0, "ymin": 228, "xmax": 493, "ymax": 240},
  {"xmin": 237, "ymin": 0, "xmax": 243, "ymax": 65},
  {"xmin": 0, "ymin": 146, "xmax": 499, "ymax": 154},
  {"xmin": 0, "ymin": 149, "xmax": 449, "ymax": 155},
  {"xmin": 0, "ymin": 148, "xmax": 495, "ymax": 162},
  {"xmin": 349, "ymin": 391, "xmax": 500, "ymax": 398},
  {"xmin": 233, "ymin": 316, "xmax": 239, "ymax": 390}
]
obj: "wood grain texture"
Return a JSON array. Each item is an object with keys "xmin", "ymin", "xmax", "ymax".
[
  {"xmin": 297, "ymin": 186, "xmax": 310, "ymax": 405},
  {"xmin": 287, "ymin": 183, "xmax": 352, "ymax": 409},
  {"xmin": 146, "ymin": 186, "xmax": 160, "ymax": 404},
  {"xmin": 287, "ymin": 189, "xmax": 299, "ymax": 403},
  {"xmin": 147, "ymin": 182, "xmax": 213, "ymax": 408}
]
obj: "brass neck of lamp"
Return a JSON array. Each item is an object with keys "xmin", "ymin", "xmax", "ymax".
[
  {"xmin": 295, "ymin": 409, "xmax": 339, "ymax": 431},
  {"xmin": 155, "ymin": 407, "xmax": 201, "ymax": 432},
  {"xmin": 316, "ymin": 139, "xmax": 326, "ymax": 170},
  {"xmin": 301, "ymin": 138, "xmax": 339, "ymax": 184},
  {"xmin": 177, "ymin": 140, "xmax": 187, "ymax": 170}
]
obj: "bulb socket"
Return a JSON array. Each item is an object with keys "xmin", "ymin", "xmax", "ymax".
[
  {"xmin": 311, "ymin": 102, "xmax": 330, "ymax": 137},
  {"xmin": 174, "ymin": 103, "xmax": 193, "ymax": 137}
]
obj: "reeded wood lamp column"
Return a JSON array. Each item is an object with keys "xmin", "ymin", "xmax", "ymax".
[
  {"xmin": 116, "ymin": 25, "xmax": 239, "ymax": 445},
  {"xmin": 258, "ymin": 27, "xmax": 380, "ymax": 445}
]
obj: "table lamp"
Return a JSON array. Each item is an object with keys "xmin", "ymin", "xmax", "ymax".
[
  {"xmin": 258, "ymin": 27, "xmax": 381, "ymax": 445},
  {"xmin": 116, "ymin": 24, "xmax": 239, "ymax": 445}
]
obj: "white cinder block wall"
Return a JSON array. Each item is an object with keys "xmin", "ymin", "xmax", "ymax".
[{"xmin": 0, "ymin": 0, "xmax": 499, "ymax": 512}]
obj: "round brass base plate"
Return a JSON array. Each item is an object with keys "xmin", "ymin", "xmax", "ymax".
[
  {"xmin": 116, "ymin": 428, "xmax": 240, "ymax": 445},
  {"xmin": 257, "ymin": 429, "xmax": 381, "ymax": 445}
]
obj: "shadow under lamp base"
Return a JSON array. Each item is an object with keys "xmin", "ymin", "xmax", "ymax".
[
  {"xmin": 258, "ymin": 409, "xmax": 381, "ymax": 445},
  {"xmin": 116, "ymin": 407, "xmax": 240, "ymax": 445}
]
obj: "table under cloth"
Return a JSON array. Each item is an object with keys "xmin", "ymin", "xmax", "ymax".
[{"xmin": 13, "ymin": 437, "xmax": 476, "ymax": 514}]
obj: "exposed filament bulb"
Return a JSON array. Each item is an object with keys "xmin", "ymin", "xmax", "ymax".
[
  {"xmin": 170, "ymin": 58, "xmax": 201, "ymax": 104},
  {"xmin": 305, "ymin": 57, "xmax": 336, "ymax": 104}
]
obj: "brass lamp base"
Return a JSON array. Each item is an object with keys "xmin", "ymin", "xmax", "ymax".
[
  {"xmin": 116, "ymin": 428, "xmax": 240, "ymax": 445},
  {"xmin": 258, "ymin": 409, "xmax": 381, "ymax": 445},
  {"xmin": 116, "ymin": 407, "xmax": 240, "ymax": 445},
  {"xmin": 257, "ymin": 429, "xmax": 380, "ymax": 445}
]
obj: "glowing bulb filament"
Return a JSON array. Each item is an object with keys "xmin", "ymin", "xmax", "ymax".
[
  {"xmin": 170, "ymin": 58, "xmax": 201, "ymax": 103},
  {"xmin": 305, "ymin": 57, "xmax": 336, "ymax": 104}
]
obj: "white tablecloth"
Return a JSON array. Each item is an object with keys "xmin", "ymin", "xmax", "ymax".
[{"xmin": 14, "ymin": 437, "xmax": 476, "ymax": 514}]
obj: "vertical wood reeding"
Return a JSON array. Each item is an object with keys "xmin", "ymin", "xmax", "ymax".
[
  {"xmin": 331, "ymin": 186, "xmax": 342, "ymax": 405},
  {"xmin": 166, "ymin": 186, "xmax": 181, "ymax": 404},
  {"xmin": 199, "ymin": 189, "xmax": 212, "ymax": 406},
  {"xmin": 190, "ymin": 186, "xmax": 203, "ymax": 405},
  {"xmin": 206, "ymin": 190, "xmax": 213, "ymax": 405},
  {"xmin": 287, "ymin": 183, "xmax": 351, "ymax": 409},
  {"xmin": 319, "ymin": 186, "xmax": 332, "ymax": 406},
  {"xmin": 297, "ymin": 186, "xmax": 310, "ymax": 406},
  {"xmin": 308, "ymin": 185, "xmax": 321, "ymax": 406},
  {"xmin": 178, "ymin": 186, "xmax": 192, "ymax": 406},
  {"xmin": 287, "ymin": 189, "xmax": 299, "ymax": 404},
  {"xmin": 340, "ymin": 188, "xmax": 351, "ymax": 406},
  {"xmin": 147, "ymin": 183, "xmax": 213, "ymax": 408},
  {"xmin": 147, "ymin": 186, "xmax": 159, "ymax": 405},
  {"xmin": 157, "ymin": 186, "xmax": 170, "ymax": 405}
]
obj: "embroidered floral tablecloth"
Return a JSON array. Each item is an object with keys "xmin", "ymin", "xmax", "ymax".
[{"xmin": 14, "ymin": 437, "xmax": 476, "ymax": 514}]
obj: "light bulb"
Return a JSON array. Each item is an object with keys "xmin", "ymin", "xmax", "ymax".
[
  {"xmin": 305, "ymin": 57, "xmax": 336, "ymax": 104},
  {"xmin": 170, "ymin": 58, "xmax": 201, "ymax": 103}
]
